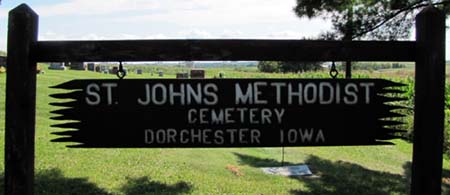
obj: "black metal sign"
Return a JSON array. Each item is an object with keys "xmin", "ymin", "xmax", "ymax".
[{"xmin": 50, "ymin": 79, "xmax": 405, "ymax": 148}]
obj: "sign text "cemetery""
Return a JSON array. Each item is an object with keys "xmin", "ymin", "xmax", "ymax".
[{"xmin": 50, "ymin": 79, "xmax": 405, "ymax": 148}]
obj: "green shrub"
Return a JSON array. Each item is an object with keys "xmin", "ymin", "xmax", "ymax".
[{"xmin": 394, "ymin": 77, "xmax": 450, "ymax": 157}]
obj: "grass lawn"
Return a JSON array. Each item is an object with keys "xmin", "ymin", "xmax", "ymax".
[{"xmin": 0, "ymin": 67, "xmax": 449, "ymax": 194}]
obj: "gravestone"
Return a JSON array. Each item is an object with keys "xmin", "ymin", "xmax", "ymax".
[
  {"xmin": 261, "ymin": 165, "xmax": 312, "ymax": 176},
  {"xmin": 98, "ymin": 65, "xmax": 108, "ymax": 73},
  {"xmin": 158, "ymin": 71, "xmax": 164, "ymax": 77},
  {"xmin": 48, "ymin": 62, "xmax": 66, "ymax": 70},
  {"xmin": 190, "ymin": 69, "xmax": 205, "ymax": 79},
  {"xmin": 0, "ymin": 56, "xmax": 6, "ymax": 67},
  {"xmin": 136, "ymin": 69, "xmax": 143, "ymax": 74},
  {"xmin": 110, "ymin": 66, "xmax": 118, "ymax": 74},
  {"xmin": 70, "ymin": 62, "xmax": 86, "ymax": 70},
  {"xmin": 87, "ymin": 63, "xmax": 96, "ymax": 71},
  {"xmin": 176, "ymin": 73, "xmax": 189, "ymax": 79}
]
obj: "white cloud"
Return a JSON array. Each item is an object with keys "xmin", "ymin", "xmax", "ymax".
[
  {"xmin": 144, "ymin": 34, "xmax": 169, "ymax": 39},
  {"xmin": 266, "ymin": 31, "xmax": 307, "ymax": 39},
  {"xmin": 34, "ymin": 0, "xmax": 159, "ymax": 16},
  {"xmin": 112, "ymin": 0, "xmax": 303, "ymax": 26},
  {"xmin": 39, "ymin": 31, "xmax": 70, "ymax": 40},
  {"xmin": 177, "ymin": 29, "xmax": 213, "ymax": 38},
  {"xmin": 35, "ymin": 28, "xmax": 324, "ymax": 42},
  {"xmin": 0, "ymin": 8, "xmax": 7, "ymax": 19},
  {"xmin": 220, "ymin": 30, "xmax": 243, "ymax": 38},
  {"xmin": 0, "ymin": 0, "xmax": 322, "ymax": 24}
]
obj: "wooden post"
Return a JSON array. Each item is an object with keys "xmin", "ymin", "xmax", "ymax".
[
  {"xmin": 411, "ymin": 6, "xmax": 445, "ymax": 195},
  {"xmin": 344, "ymin": 8, "xmax": 353, "ymax": 79},
  {"xmin": 5, "ymin": 4, "xmax": 38, "ymax": 195},
  {"xmin": 345, "ymin": 60, "xmax": 352, "ymax": 78}
]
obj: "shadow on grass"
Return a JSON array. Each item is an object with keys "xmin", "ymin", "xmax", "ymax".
[
  {"xmin": 0, "ymin": 168, "xmax": 110, "ymax": 195},
  {"xmin": 120, "ymin": 176, "xmax": 191, "ymax": 195},
  {"xmin": 234, "ymin": 152, "xmax": 411, "ymax": 195},
  {"xmin": 0, "ymin": 168, "xmax": 192, "ymax": 195}
]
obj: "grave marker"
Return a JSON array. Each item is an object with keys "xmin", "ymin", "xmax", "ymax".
[
  {"xmin": 70, "ymin": 62, "xmax": 86, "ymax": 70},
  {"xmin": 87, "ymin": 63, "xmax": 95, "ymax": 71},
  {"xmin": 176, "ymin": 73, "xmax": 189, "ymax": 79},
  {"xmin": 190, "ymin": 69, "xmax": 205, "ymax": 79},
  {"xmin": 0, "ymin": 56, "xmax": 6, "ymax": 67},
  {"xmin": 48, "ymin": 62, "xmax": 66, "ymax": 70},
  {"xmin": 110, "ymin": 66, "xmax": 118, "ymax": 74}
]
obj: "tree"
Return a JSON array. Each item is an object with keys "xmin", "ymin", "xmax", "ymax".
[
  {"xmin": 279, "ymin": 61, "xmax": 323, "ymax": 73},
  {"xmin": 257, "ymin": 61, "xmax": 323, "ymax": 73},
  {"xmin": 257, "ymin": 61, "xmax": 280, "ymax": 73},
  {"xmin": 293, "ymin": 0, "xmax": 450, "ymax": 40}
]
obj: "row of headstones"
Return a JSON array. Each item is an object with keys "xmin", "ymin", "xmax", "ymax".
[
  {"xmin": 49, "ymin": 62, "xmax": 110, "ymax": 72},
  {"xmin": 49, "ymin": 62, "xmax": 207, "ymax": 78},
  {"xmin": 177, "ymin": 69, "xmax": 205, "ymax": 79},
  {"xmin": 48, "ymin": 62, "xmax": 83, "ymax": 70}
]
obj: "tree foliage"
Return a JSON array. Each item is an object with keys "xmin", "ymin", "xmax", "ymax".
[
  {"xmin": 257, "ymin": 61, "xmax": 322, "ymax": 73},
  {"xmin": 294, "ymin": 0, "xmax": 450, "ymax": 40},
  {"xmin": 279, "ymin": 61, "xmax": 323, "ymax": 73},
  {"xmin": 257, "ymin": 61, "xmax": 280, "ymax": 73}
]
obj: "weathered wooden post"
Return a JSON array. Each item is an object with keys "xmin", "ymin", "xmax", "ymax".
[
  {"xmin": 5, "ymin": 4, "xmax": 38, "ymax": 195},
  {"xmin": 411, "ymin": 6, "xmax": 445, "ymax": 195}
]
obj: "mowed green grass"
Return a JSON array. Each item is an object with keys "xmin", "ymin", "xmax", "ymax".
[{"xmin": 0, "ymin": 67, "xmax": 449, "ymax": 195}]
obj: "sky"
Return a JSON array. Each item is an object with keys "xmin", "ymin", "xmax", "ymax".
[{"xmin": 1, "ymin": 0, "xmax": 450, "ymax": 59}]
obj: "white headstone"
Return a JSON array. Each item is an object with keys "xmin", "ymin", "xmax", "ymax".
[
  {"xmin": 261, "ymin": 165, "xmax": 312, "ymax": 176},
  {"xmin": 48, "ymin": 62, "xmax": 66, "ymax": 70}
]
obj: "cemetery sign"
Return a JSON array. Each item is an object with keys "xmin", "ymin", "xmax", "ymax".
[
  {"xmin": 5, "ymin": 4, "xmax": 444, "ymax": 195},
  {"xmin": 50, "ymin": 78, "xmax": 405, "ymax": 148}
]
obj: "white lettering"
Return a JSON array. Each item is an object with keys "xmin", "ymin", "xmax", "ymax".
[
  {"xmin": 186, "ymin": 83, "xmax": 202, "ymax": 104},
  {"xmin": 235, "ymin": 83, "xmax": 253, "ymax": 104},
  {"xmin": 204, "ymin": 83, "xmax": 218, "ymax": 105},
  {"xmin": 254, "ymin": 82, "xmax": 268, "ymax": 104},
  {"xmin": 169, "ymin": 84, "xmax": 185, "ymax": 105},
  {"xmin": 303, "ymin": 83, "xmax": 317, "ymax": 104},
  {"xmin": 101, "ymin": 83, "xmax": 117, "ymax": 105},
  {"xmin": 270, "ymin": 82, "xmax": 286, "ymax": 104},
  {"xmin": 360, "ymin": 82, "xmax": 375, "ymax": 104},
  {"xmin": 137, "ymin": 84, "xmax": 151, "ymax": 105},
  {"xmin": 85, "ymin": 83, "xmax": 100, "ymax": 105},
  {"xmin": 344, "ymin": 83, "xmax": 358, "ymax": 104},
  {"xmin": 144, "ymin": 129, "xmax": 154, "ymax": 144},
  {"xmin": 288, "ymin": 83, "xmax": 302, "ymax": 105},
  {"xmin": 319, "ymin": 82, "xmax": 334, "ymax": 104},
  {"xmin": 152, "ymin": 83, "xmax": 167, "ymax": 105}
]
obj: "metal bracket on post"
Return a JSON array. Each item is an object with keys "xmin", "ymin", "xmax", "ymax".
[
  {"xmin": 5, "ymin": 4, "xmax": 38, "ymax": 195},
  {"xmin": 411, "ymin": 6, "xmax": 445, "ymax": 195}
]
